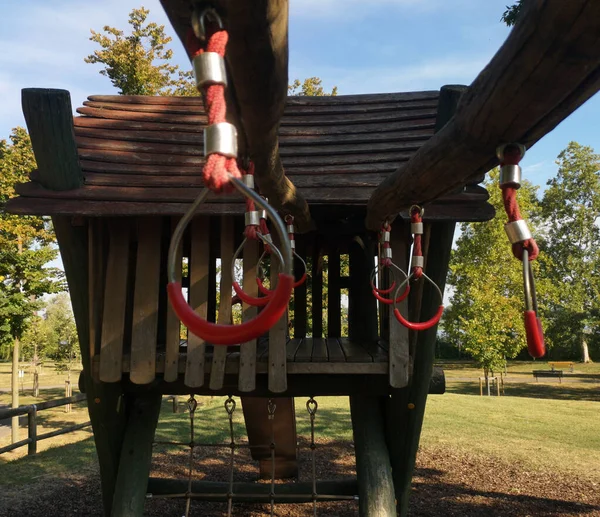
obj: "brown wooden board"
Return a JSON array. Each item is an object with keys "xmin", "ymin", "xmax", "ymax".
[
  {"xmin": 327, "ymin": 247, "xmax": 341, "ymax": 337},
  {"xmin": 209, "ymin": 217, "xmax": 234, "ymax": 391},
  {"xmin": 389, "ymin": 224, "xmax": 410, "ymax": 388},
  {"xmin": 129, "ymin": 218, "xmax": 161, "ymax": 385},
  {"xmin": 338, "ymin": 338, "xmax": 373, "ymax": 363},
  {"xmin": 88, "ymin": 219, "xmax": 106, "ymax": 363},
  {"xmin": 238, "ymin": 238, "xmax": 260, "ymax": 392},
  {"xmin": 311, "ymin": 338, "xmax": 328, "ymax": 362},
  {"xmin": 268, "ymin": 248, "xmax": 288, "ymax": 393},
  {"xmin": 164, "ymin": 218, "xmax": 182, "ymax": 383},
  {"xmin": 311, "ymin": 241, "xmax": 323, "ymax": 338},
  {"xmin": 184, "ymin": 217, "xmax": 210, "ymax": 388},
  {"xmin": 292, "ymin": 337, "xmax": 313, "ymax": 362},
  {"xmin": 99, "ymin": 221, "xmax": 130, "ymax": 383},
  {"xmin": 286, "ymin": 339, "xmax": 302, "ymax": 362},
  {"xmin": 292, "ymin": 238, "xmax": 307, "ymax": 338},
  {"xmin": 326, "ymin": 338, "xmax": 346, "ymax": 362}
]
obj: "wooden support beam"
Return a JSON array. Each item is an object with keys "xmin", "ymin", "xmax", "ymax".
[
  {"xmin": 384, "ymin": 222, "xmax": 455, "ymax": 517},
  {"xmin": 367, "ymin": 0, "xmax": 600, "ymax": 229},
  {"xmin": 350, "ymin": 395, "xmax": 396, "ymax": 517},
  {"xmin": 111, "ymin": 392, "xmax": 162, "ymax": 517},
  {"xmin": 159, "ymin": 0, "xmax": 314, "ymax": 232},
  {"xmin": 348, "ymin": 236, "xmax": 378, "ymax": 343},
  {"xmin": 146, "ymin": 477, "xmax": 358, "ymax": 503},
  {"xmin": 21, "ymin": 88, "xmax": 82, "ymax": 190}
]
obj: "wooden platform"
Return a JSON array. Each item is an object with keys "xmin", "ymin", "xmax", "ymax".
[{"xmin": 92, "ymin": 338, "xmax": 388, "ymax": 378}]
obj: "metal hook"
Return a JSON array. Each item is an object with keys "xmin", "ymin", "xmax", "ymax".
[
  {"xmin": 191, "ymin": 5, "xmax": 224, "ymax": 41},
  {"xmin": 496, "ymin": 143, "xmax": 527, "ymax": 162}
]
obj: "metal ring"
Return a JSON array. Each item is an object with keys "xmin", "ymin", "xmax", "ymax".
[
  {"xmin": 496, "ymin": 143, "xmax": 527, "ymax": 162},
  {"xmin": 409, "ymin": 205, "xmax": 425, "ymax": 218},
  {"xmin": 191, "ymin": 5, "xmax": 224, "ymax": 41},
  {"xmin": 392, "ymin": 271, "xmax": 444, "ymax": 330}
]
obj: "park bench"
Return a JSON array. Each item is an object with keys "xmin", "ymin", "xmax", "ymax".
[
  {"xmin": 548, "ymin": 361, "xmax": 574, "ymax": 372},
  {"xmin": 533, "ymin": 370, "xmax": 563, "ymax": 383}
]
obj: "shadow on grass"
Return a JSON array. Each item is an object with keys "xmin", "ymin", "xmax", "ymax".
[{"xmin": 447, "ymin": 380, "xmax": 600, "ymax": 402}]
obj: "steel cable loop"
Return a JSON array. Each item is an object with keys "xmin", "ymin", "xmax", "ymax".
[
  {"xmin": 370, "ymin": 262, "xmax": 410, "ymax": 305},
  {"xmin": 167, "ymin": 177, "xmax": 294, "ymax": 345},
  {"xmin": 392, "ymin": 271, "xmax": 444, "ymax": 331}
]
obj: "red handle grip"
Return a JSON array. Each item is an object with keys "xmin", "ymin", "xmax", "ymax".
[
  {"xmin": 233, "ymin": 281, "xmax": 271, "ymax": 307},
  {"xmin": 372, "ymin": 284, "xmax": 410, "ymax": 305},
  {"xmin": 524, "ymin": 310, "xmax": 545, "ymax": 358},
  {"xmin": 256, "ymin": 271, "xmax": 307, "ymax": 295},
  {"xmin": 393, "ymin": 305, "xmax": 444, "ymax": 331},
  {"xmin": 167, "ymin": 273, "xmax": 293, "ymax": 345}
]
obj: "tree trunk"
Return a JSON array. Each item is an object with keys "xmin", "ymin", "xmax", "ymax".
[{"xmin": 582, "ymin": 336, "xmax": 591, "ymax": 363}]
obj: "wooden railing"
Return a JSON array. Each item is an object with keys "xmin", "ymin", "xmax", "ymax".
[{"xmin": 0, "ymin": 394, "xmax": 90, "ymax": 455}]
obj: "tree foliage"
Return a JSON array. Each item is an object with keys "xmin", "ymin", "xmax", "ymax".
[
  {"xmin": 539, "ymin": 142, "xmax": 600, "ymax": 360},
  {"xmin": 444, "ymin": 169, "xmax": 548, "ymax": 373},
  {"xmin": 502, "ymin": 1, "xmax": 524, "ymax": 26},
  {"xmin": 85, "ymin": 7, "xmax": 195, "ymax": 96},
  {"xmin": 288, "ymin": 77, "xmax": 338, "ymax": 97},
  {"xmin": 0, "ymin": 128, "xmax": 64, "ymax": 358}
]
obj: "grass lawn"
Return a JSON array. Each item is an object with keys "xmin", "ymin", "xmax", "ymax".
[
  {"xmin": 0, "ymin": 361, "xmax": 83, "ymax": 391},
  {"xmin": 437, "ymin": 359, "xmax": 600, "ymax": 377}
]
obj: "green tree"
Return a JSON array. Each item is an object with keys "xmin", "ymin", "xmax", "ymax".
[
  {"xmin": 540, "ymin": 142, "xmax": 600, "ymax": 362},
  {"xmin": 85, "ymin": 7, "xmax": 195, "ymax": 96},
  {"xmin": 0, "ymin": 126, "xmax": 64, "ymax": 440},
  {"xmin": 288, "ymin": 77, "xmax": 338, "ymax": 97},
  {"xmin": 445, "ymin": 169, "xmax": 547, "ymax": 382},
  {"xmin": 502, "ymin": 1, "xmax": 524, "ymax": 26}
]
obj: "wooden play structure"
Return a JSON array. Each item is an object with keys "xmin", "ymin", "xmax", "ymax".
[{"xmin": 7, "ymin": 1, "xmax": 600, "ymax": 515}]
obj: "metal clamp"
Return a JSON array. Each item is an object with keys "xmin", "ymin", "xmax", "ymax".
[
  {"xmin": 504, "ymin": 219, "xmax": 532, "ymax": 244},
  {"xmin": 499, "ymin": 164, "xmax": 522, "ymax": 188},
  {"xmin": 193, "ymin": 52, "xmax": 227, "ymax": 89},
  {"xmin": 204, "ymin": 122, "xmax": 238, "ymax": 158}
]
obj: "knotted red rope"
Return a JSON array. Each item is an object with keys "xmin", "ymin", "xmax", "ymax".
[
  {"xmin": 380, "ymin": 222, "xmax": 392, "ymax": 268},
  {"xmin": 186, "ymin": 28, "xmax": 241, "ymax": 193},
  {"xmin": 241, "ymin": 162, "xmax": 261, "ymax": 241},
  {"xmin": 499, "ymin": 147, "xmax": 539, "ymax": 261}
]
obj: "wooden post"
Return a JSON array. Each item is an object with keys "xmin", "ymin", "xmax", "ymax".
[
  {"xmin": 21, "ymin": 88, "xmax": 82, "ymax": 190},
  {"xmin": 27, "ymin": 405, "xmax": 37, "ymax": 456},
  {"xmin": 111, "ymin": 392, "xmax": 162, "ymax": 517},
  {"xmin": 350, "ymin": 395, "xmax": 396, "ymax": 517},
  {"xmin": 348, "ymin": 236, "xmax": 378, "ymax": 343},
  {"xmin": 385, "ymin": 222, "xmax": 456, "ymax": 517}
]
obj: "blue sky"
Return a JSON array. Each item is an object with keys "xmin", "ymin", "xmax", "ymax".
[{"xmin": 1, "ymin": 0, "xmax": 599, "ymax": 192}]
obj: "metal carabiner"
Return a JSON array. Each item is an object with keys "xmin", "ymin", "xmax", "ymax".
[
  {"xmin": 370, "ymin": 262, "xmax": 410, "ymax": 305},
  {"xmin": 191, "ymin": 6, "xmax": 224, "ymax": 41},
  {"xmin": 522, "ymin": 249, "xmax": 545, "ymax": 358},
  {"xmin": 232, "ymin": 234, "xmax": 284, "ymax": 307},
  {"xmin": 392, "ymin": 271, "xmax": 444, "ymax": 331},
  {"xmin": 167, "ymin": 175, "xmax": 294, "ymax": 346}
]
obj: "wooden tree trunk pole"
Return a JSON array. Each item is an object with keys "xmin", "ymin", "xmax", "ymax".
[
  {"xmin": 111, "ymin": 392, "xmax": 162, "ymax": 517},
  {"xmin": 11, "ymin": 337, "xmax": 19, "ymax": 444},
  {"xmin": 22, "ymin": 88, "xmax": 129, "ymax": 516},
  {"xmin": 160, "ymin": 0, "xmax": 314, "ymax": 232},
  {"xmin": 367, "ymin": 0, "xmax": 600, "ymax": 230}
]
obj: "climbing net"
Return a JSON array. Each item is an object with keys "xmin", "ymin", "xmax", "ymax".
[{"xmin": 149, "ymin": 395, "xmax": 354, "ymax": 516}]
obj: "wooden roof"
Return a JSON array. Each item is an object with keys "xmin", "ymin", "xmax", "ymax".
[{"xmin": 8, "ymin": 91, "xmax": 493, "ymax": 221}]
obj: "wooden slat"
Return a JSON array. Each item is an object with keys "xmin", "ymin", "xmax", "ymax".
[
  {"xmin": 74, "ymin": 126, "xmax": 433, "ymax": 148},
  {"xmin": 209, "ymin": 217, "xmax": 234, "ymax": 391},
  {"xmin": 389, "ymin": 224, "xmax": 410, "ymax": 388},
  {"xmin": 326, "ymin": 338, "xmax": 346, "ymax": 362},
  {"xmin": 311, "ymin": 338, "xmax": 328, "ymax": 362},
  {"xmin": 293, "ymin": 338, "xmax": 313, "ymax": 362},
  {"xmin": 83, "ymin": 97, "xmax": 438, "ymax": 115},
  {"xmin": 338, "ymin": 338, "xmax": 373, "ymax": 363},
  {"xmin": 164, "ymin": 218, "xmax": 182, "ymax": 383},
  {"xmin": 268, "ymin": 241, "xmax": 288, "ymax": 393},
  {"xmin": 88, "ymin": 219, "xmax": 105, "ymax": 363},
  {"xmin": 129, "ymin": 218, "xmax": 161, "ymax": 385},
  {"xmin": 238, "ymin": 237, "xmax": 259, "ymax": 392},
  {"xmin": 184, "ymin": 218, "xmax": 210, "ymax": 388},
  {"xmin": 293, "ymin": 238, "xmax": 307, "ymax": 338},
  {"xmin": 327, "ymin": 248, "xmax": 341, "ymax": 337},
  {"xmin": 311, "ymin": 241, "xmax": 323, "ymax": 338},
  {"xmin": 99, "ymin": 221, "xmax": 130, "ymax": 383},
  {"xmin": 286, "ymin": 339, "xmax": 302, "ymax": 362}
]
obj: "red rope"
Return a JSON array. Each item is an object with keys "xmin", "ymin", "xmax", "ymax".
[
  {"xmin": 186, "ymin": 28, "xmax": 241, "ymax": 193},
  {"xmin": 499, "ymin": 146, "xmax": 539, "ymax": 261},
  {"xmin": 411, "ymin": 208, "xmax": 423, "ymax": 279},
  {"xmin": 380, "ymin": 222, "xmax": 392, "ymax": 267}
]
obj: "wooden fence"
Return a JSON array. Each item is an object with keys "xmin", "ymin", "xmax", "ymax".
[{"xmin": 0, "ymin": 394, "xmax": 90, "ymax": 455}]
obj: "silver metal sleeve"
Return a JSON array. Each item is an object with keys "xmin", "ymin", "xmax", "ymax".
[
  {"xmin": 382, "ymin": 247, "xmax": 392, "ymax": 259},
  {"xmin": 499, "ymin": 164, "xmax": 522, "ymax": 188},
  {"xmin": 245, "ymin": 211, "xmax": 260, "ymax": 226},
  {"xmin": 290, "ymin": 238, "xmax": 296, "ymax": 250},
  {"xmin": 242, "ymin": 174, "xmax": 255, "ymax": 189},
  {"xmin": 204, "ymin": 122, "xmax": 238, "ymax": 158},
  {"xmin": 411, "ymin": 222, "xmax": 423, "ymax": 235},
  {"xmin": 286, "ymin": 224, "xmax": 295, "ymax": 234},
  {"xmin": 380, "ymin": 231, "xmax": 390, "ymax": 243},
  {"xmin": 504, "ymin": 219, "xmax": 532, "ymax": 244},
  {"xmin": 193, "ymin": 52, "xmax": 227, "ymax": 89},
  {"xmin": 411, "ymin": 256, "xmax": 424, "ymax": 268}
]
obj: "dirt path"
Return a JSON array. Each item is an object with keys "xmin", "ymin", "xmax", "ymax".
[{"xmin": 2, "ymin": 442, "xmax": 599, "ymax": 517}]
